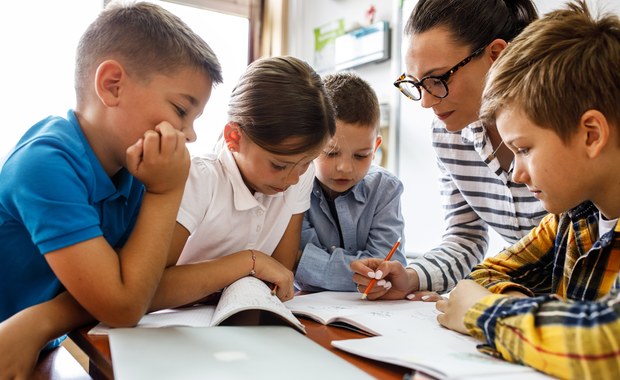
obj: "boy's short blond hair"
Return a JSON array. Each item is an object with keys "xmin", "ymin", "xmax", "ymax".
[{"xmin": 480, "ymin": 0, "xmax": 620, "ymax": 143}]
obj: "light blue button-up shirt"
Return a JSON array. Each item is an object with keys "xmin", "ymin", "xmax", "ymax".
[{"xmin": 295, "ymin": 165, "xmax": 407, "ymax": 292}]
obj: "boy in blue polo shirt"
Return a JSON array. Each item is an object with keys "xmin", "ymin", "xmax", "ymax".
[{"xmin": 0, "ymin": 2, "xmax": 221, "ymax": 377}]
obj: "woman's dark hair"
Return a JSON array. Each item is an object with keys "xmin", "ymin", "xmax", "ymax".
[{"xmin": 405, "ymin": 0, "xmax": 538, "ymax": 51}]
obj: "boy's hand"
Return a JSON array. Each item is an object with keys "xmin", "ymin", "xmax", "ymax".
[
  {"xmin": 126, "ymin": 121, "xmax": 190, "ymax": 194},
  {"xmin": 351, "ymin": 259, "xmax": 419, "ymax": 300},
  {"xmin": 0, "ymin": 315, "xmax": 46, "ymax": 380},
  {"xmin": 436, "ymin": 279, "xmax": 491, "ymax": 335},
  {"xmin": 253, "ymin": 251, "xmax": 295, "ymax": 302}
]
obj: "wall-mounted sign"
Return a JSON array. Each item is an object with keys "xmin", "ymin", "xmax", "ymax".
[
  {"xmin": 334, "ymin": 21, "xmax": 390, "ymax": 71},
  {"xmin": 313, "ymin": 19, "xmax": 345, "ymax": 73}
]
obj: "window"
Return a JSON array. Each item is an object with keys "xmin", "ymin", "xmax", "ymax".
[
  {"xmin": 0, "ymin": 0, "xmax": 249, "ymax": 158},
  {"xmin": 148, "ymin": 0, "xmax": 250, "ymax": 155}
]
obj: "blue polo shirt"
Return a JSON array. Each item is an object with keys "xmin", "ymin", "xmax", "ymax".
[{"xmin": 0, "ymin": 110, "xmax": 144, "ymax": 324}]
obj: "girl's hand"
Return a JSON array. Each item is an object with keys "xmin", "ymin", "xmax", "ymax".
[
  {"xmin": 253, "ymin": 251, "xmax": 295, "ymax": 301},
  {"xmin": 350, "ymin": 259, "xmax": 420, "ymax": 300}
]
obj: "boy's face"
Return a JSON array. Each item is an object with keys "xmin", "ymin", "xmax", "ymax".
[
  {"xmin": 314, "ymin": 121, "xmax": 381, "ymax": 198},
  {"xmin": 114, "ymin": 66, "xmax": 213, "ymax": 155},
  {"xmin": 497, "ymin": 107, "xmax": 586, "ymax": 215}
]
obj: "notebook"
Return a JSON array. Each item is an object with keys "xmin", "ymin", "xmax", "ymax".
[
  {"xmin": 108, "ymin": 325, "xmax": 373, "ymax": 380},
  {"xmin": 284, "ymin": 290, "xmax": 438, "ymax": 336},
  {"xmin": 90, "ymin": 276, "xmax": 306, "ymax": 335}
]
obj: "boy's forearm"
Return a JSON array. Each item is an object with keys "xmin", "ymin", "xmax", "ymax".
[
  {"xmin": 9, "ymin": 292, "xmax": 93, "ymax": 347},
  {"xmin": 465, "ymin": 294, "xmax": 620, "ymax": 379},
  {"xmin": 114, "ymin": 190, "xmax": 185, "ymax": 314}
]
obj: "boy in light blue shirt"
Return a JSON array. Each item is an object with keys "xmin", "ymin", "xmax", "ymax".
[{"xmin": 295, "ymin": 72, "xmax": 407, "ymax": 292}]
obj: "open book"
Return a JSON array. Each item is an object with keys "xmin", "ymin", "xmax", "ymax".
[
  {"xmin": 284, "ymin": 291, "xmax": 436, "ymax": 336},
  {"xmin": 89, "ymin": 276, "xmax": 306, "ymax": 335},
  {"xmin": 288, "ymin": 292, "xmax": 552, "ymax": 379},
  {"xmin": 332, "ymin": 333, "xmax": 553, "ymax": 380}
]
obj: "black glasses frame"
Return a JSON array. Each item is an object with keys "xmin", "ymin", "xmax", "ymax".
[{"xmin": 394, "ymin": 45, "xmax": 487, "ymax": 101}]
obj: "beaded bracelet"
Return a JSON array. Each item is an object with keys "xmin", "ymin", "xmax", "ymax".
[{"xmin": 249, "ymin": 249, "xmax": 256, "ymax": 276}]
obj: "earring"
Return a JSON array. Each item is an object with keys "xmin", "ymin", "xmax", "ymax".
[{"xmin": 227, "ymin": 142, "xmax": 235, "ymax": 152}]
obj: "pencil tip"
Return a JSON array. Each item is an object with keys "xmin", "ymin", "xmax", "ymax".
[{"xmin": 361, "ymin": 294, "xmax": 367, "ymax": 300}]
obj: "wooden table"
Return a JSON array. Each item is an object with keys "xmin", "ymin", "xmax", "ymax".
[{"xmin": 68, "ymin": 318, "xmax": 410, "ymax": 380}]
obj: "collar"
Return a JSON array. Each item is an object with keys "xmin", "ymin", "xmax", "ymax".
[
  {"xmin": 312, "ymin": 176, "xmax": 367, "ymax": 204},
  {"xmin": 219, "ymin": 148, "xmax": 271, "ymax": 212}
]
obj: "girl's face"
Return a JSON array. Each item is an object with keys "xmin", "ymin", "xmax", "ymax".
[
  {"xmin": 232, "ymin": 131, "xmax": 321, "ymax": 195},
  {"xmin": 404, "ymin": 27, "xmax": 495, "ymax": 132}
]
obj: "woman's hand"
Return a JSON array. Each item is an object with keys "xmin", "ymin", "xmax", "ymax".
[{"xmin": 350, "ymin": 259, "xmax": 420, "ymax": 300}]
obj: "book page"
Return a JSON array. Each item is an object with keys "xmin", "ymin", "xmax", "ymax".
[
  {"xmin": 88, "ymin": 305, "xmax": 216, "ymax": 335},
  {"xmin": 211, "ymin": 276, "xmax": 306, "ymax": 333},
  {"xmin": 284, "ymin": 291, "xmax": 436, "ymax": 336},
  {"xmin": 332, "ymin": 333, "xmax": 551, "ymax": 379}
]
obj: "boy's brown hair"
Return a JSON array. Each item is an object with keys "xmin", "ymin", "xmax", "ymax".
[
  {"xmin": 323, "ymin": 72, "xmax": 380, "ymax": 133},
  {"xmin": 480, "ymin": 0, "xmax": 620, "ymax": 143},
  {"xmin": 74, "ymin": 1, "xmax": 222, "ymax": 105}
]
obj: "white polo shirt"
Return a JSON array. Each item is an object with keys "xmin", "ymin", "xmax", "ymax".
[{"xmin": 176, "ymin": 148, "xmax": 314, "ymax": 265}]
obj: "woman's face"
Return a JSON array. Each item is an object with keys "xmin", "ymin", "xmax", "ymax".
[{"xmin": 404, "ymin": 27, "xmax": 494, "ymax": 132}]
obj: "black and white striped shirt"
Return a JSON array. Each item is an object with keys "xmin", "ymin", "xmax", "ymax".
[{"xmin": 408, "ymin": 120, "xmax": 548, "ymax": 292}]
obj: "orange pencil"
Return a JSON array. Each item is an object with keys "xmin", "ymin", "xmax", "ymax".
[{"xmin": 361, "ymin": 237, "xmax": 401, "ymax": 300}]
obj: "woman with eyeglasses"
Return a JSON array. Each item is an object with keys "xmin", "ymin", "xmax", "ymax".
[{"xmin": 351, "ymin": 0, "xmax": 548, "ymax": 300}]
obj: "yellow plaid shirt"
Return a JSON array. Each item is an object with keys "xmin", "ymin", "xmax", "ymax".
[{"xmin": 465, "ymin": 201, "xmax": 620, "ymax": 379}]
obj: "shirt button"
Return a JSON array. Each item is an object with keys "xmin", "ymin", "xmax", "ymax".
[
  {"xmin": 257, "ymin": 209, "xmax": 264, "ymax": 216},
  {"xmin": 256, "ymin": 225, "xmax": 262, "ymax": 232}
]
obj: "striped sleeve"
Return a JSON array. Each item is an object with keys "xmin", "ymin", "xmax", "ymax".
[
  {"xmin": 408, "ymin": 120, "xmax": 547, "ymax": 293},
  {"xmin": 408, "ymin": 154, "xmax": 488, "ymax": 292},
  {"xmin": 465, "ymin": 293, "xmax": 620, "ymax": 379}
]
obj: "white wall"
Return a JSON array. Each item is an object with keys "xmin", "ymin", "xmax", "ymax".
[
  {"xmin": 0, "ymin": 1, "xmax": 101, "ymax": 157},
  {"xmin": 288, "ymin": 0, "xmax": 620, "ymax": 256}
]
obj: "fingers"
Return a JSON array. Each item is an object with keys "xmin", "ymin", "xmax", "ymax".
[
  {"xmin": 128, "ymin": 121, "xmax": 190, "ymax": 194},
  {"xmin": 406, "ymin": 291, "xmax": 444, "ymax": 302},
  {"xmin": 125, "ymin": 138, "xmax": 144, "ymax": 173},
  {"xmin": 154, "ymin": 122, "xmax": 184, "ymax": 157},
  {"xmin": 350, "ymin": 259, "xmax": 377, "ymax": 277},
  {"xmin": 275, "ymin": 284, "xmax": 294, "ymax": 302},
  {"xmin": 435, "ymin": 298, "xmax": 447, "ymax": 313},
  {"xmin": 143, "ymin": 122, "xmax": 186, "ymax": 161}
]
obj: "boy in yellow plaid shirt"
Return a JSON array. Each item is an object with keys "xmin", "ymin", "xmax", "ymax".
[{"xmin": 436, "ymin": 1, "xmax": 620, "ymax": 378}]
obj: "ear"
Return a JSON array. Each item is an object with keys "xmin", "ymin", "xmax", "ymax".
[
  {"xmin": 487, "ymin": 38, "xmax": 508, "ymax": 63},
  {"xmin": 580, "ymin": 109, "xmax": 609, "ymax": 158},
  {"xmin": 372, "ymin": 135, "xmax": 383, "ymax": 159},
  {"xmin": 224, "ymin": 122, "xmax": 242, "ymax": 152},
  {"xmin": 94, "ymin": 60, "xmax": 124, "ymax": 107}
]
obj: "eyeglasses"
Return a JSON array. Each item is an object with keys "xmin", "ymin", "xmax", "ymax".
[{"xmin": 394, "ymin": 45, "xmax": 487, "ymax": 101}]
